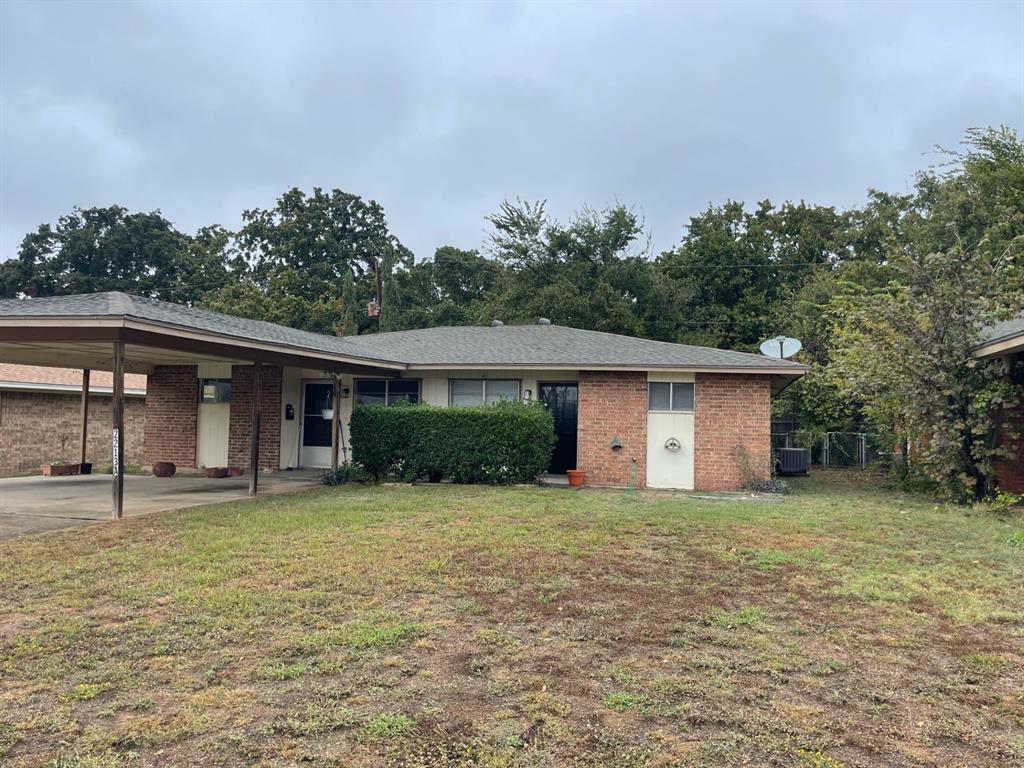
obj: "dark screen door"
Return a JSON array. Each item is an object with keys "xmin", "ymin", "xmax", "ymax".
[
  {"xmin": 303, "ymin": 382, "xmax": 334, "ymax": 447},
  {"xmin": 540, "ymin": 383, "xmax": 578, "ymax": 474}
]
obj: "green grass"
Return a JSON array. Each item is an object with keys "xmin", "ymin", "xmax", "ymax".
[{"xmin": 0, "ymin": 471, "xmax": 1021, "ymax": 766}]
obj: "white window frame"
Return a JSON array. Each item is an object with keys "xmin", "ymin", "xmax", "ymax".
[
  {"xmin": 647, "ymin": 381, "xmax": 695, "ymax": 413},
  {"xmin": 448, "ymin": 378, "xmax": 521, "ymax": 406}
]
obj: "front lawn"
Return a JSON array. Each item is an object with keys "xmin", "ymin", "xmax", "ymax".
[{"xmin": 1, "ymin": 474, "xmax": 1022, "ymax": 766}]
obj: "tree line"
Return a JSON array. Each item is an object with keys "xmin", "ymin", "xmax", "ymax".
[{"xmin": 2, "ymin": 127, "xmax": 1021, "ymax": 499}]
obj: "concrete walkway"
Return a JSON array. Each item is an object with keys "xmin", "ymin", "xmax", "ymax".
[{"xmin": 0, "ymin": 470, "xmax": 323, "ymax": 539}]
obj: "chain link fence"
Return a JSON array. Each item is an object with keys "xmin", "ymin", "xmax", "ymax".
[{"xmin": 771, "ymin": 431, "xmax": 891, "ymax": 470}]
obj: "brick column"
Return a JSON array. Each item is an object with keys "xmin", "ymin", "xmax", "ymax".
[
  {"xmin": 229, "ymin": 365, "xmax": 282, "ymax": 471},
  {"xmin": 144, "ymin": 365, "xmax": 198, "ymax": 467},
  {"xmin": 694, "ymin": 373, "xmax": 771, "ymax": 491},
  {"xmin": 577, "ymin": 370, "xmax": 647, "ymax": 488}
]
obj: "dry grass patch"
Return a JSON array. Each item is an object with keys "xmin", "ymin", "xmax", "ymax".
[{"xmin": 1, "ymin": 472, "xmax": 1022, "ymax": 766}]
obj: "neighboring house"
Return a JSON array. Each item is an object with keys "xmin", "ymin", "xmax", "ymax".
[
  {"xmin": 974, "ymin": 315, "xmax": 1024, "ymax": 493},
  {"xmin": 0, "ymin": 364, "xmax": 146, "ymax": 476},
  {"xmin": 0, "ymin": 293, "xmax": 807, "ymax": 491}
]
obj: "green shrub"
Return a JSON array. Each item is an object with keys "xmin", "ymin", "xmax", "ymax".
[
  {"xmin": 350, "ymin": 401, "xmax": 555, "ymax": 484},
  {"xmin": 320, "ymin": 464, "xmax": 372, "ymax": 486}
]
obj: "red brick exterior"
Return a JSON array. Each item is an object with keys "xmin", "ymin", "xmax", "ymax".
[
  {"xmin": 994, "ymin": 403, "xmax": 1024, "ymax": 493},
  {"xmin": 577, "ymin": 370, "xmax": 647, "ymax": 488},
  {"xmin": 228, "ymin": 365, "xmax": 282, "ymax": 471},
  {"xmin": 0, "ymin": 391, "xmax": 145, "ymax": 476},
  {"xmin": 694, "ymin": 373, "xmax": 772, "ymax": 491},
  {"xmin": 144, "ymin": 365, "xmax": 198, "ymax": 467}
]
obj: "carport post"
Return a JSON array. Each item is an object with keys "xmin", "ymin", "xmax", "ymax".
[
  {"xmin": 111, "ymin": 345, "xmax": 124, "ymax": 519},
  {"xmin": 79, "ymin": 368, "xmax": 90, "ymax": 466},
  {"xmin": 249, "ymin": 361, "xmax": 261, "ymax": 496},
  {"xmin": 330, "ymin": 377, "xmax": 340, "ymax": 471}
]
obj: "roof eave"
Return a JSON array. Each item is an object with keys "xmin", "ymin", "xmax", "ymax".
[{"xmin": 972, "ymin": 332, "xmax": 1024, "ymax": 359}]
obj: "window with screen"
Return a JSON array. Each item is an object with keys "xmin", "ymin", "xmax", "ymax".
[
  {"xmin": 648, "ymin": 381, "xmax": 694, "ymax": 412},
  {"xmin": 449, "ymin": 379, "xmax": 520, "ymax": 406},
  {"xmin": 199, "ymin": 378, "xmax": 231, "ymax": 403},
  {"xmin": 355, "ymin": 379, "xmax": 420, "ymax": 406}
]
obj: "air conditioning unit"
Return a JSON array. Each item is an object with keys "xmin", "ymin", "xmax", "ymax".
[{"xmin": 775, "ymin": 447, "xmax": 809, "ymax": 476}]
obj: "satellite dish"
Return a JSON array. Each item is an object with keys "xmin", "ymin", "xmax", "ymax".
[{"xmin": 759, "ymin": 335, "xmax": 802, "ymax": 359}]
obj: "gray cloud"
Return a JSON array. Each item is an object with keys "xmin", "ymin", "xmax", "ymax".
[{"xmin": 1, "ymin": 0, "xmax": 1021, "ymax": 262}]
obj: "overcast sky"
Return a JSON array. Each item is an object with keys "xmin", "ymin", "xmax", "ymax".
[{"xmin": 1, "ymin": 1, "xmax": 1021, "ymax": 263}]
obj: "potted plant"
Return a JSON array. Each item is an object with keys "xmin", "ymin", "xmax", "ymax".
[
  {"xmin": 41, "ymin": 433, "xmax": 80, "ymax": 476},
  {"xmin": 566, "ymin": 468, "xmax": 585, "ymax": 487},
  {"xmin": 153, "ymin": 461, "xmax": 176, "ymax": 477},
  {"xmin": 41, "ymin": 460, "xmax": 80, "ymax": 476}
]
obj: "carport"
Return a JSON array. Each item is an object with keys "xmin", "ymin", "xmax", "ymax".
[
  {"xmin": 0, "ymin": 292, "xmax": 401, "ymax": 518},
  {"xmin": 0, "ymin": 470, "xmax": 322, "ymax": 538}
]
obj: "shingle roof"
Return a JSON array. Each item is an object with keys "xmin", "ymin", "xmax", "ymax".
[
  {"xmin": 978, "ymin": 314, "xmax": 1024, "ymax": 346},
  {"xmin": 0, "ymin": 292, "xmax": 807, "ymax": 372},
  {"xmin": 336, "ymin": 324, "xmax": 806, "ymax": 370},
  {"xmin": 0, "ymin": 364, "xmax": 147, "ymax": 391},
  {"xmin": 0, "ymin": 292, "xmax": 396, "ymax": 363}
]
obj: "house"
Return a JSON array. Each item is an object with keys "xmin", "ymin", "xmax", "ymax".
[
  {"xmin": 0, "ymin": 364, "xmax": 146, "ymax": 476},
  {"xmin": 0, "ymin": 292, "xmax": 806, "ymax": 506},
  {"xmin": 973, "ymin": 315, "xmax": 1024, "ymax": 492}
]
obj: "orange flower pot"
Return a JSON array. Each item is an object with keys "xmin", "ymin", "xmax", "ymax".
[{"xmin": 566, "ymin": 469, "xmax": 585, "ymax": 487}]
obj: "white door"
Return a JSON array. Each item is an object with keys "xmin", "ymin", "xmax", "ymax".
[
  {"xmin": 196, "ymin": 403, "xmax": 229, "ymax": 468},
  {"xmin": 299, "ymin": 381, "xmax": 335, "ymax": 468},
  {"xmin": 646, "ymin": 411, "xmax": 695, "ymax": 489}
]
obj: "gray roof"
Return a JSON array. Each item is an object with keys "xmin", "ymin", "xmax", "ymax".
[
  {"xmin": 0, "ymin": 291, "xmax": 394, "ymax": 363},
  {"xmin": 346, "ymin": 324, "xmax": 806, "ymax": 370},
  {"xmin": 978, "ymin": 314, "xmax": 1024, "ymax": 346},
  {"xmin": 0, "ymin": 292, "xmax": 807, "ymax": 372}
]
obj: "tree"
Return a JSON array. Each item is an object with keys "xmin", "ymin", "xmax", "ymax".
[
  {"xmin": 481, "ymin": 200, "xmax": 652, "ymax": 335},
  {"xmin": 2, "ymin": 206, "xmax": 191, "ymax": 300},
  {"xmin": 239, "ymin": 187, "xmax": 411, "ymax": 302},
  {"xmin": 831, "ymin": 127, "xmax": 1024, "ymax": 499},
  {"xmin": 336, "ymin": 268, "xmax": 359, "ymax": 336}
]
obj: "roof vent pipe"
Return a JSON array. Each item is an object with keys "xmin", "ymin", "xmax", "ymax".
[
  {"xmin": 489, "ymin": 319, "xmax": 504, "ymax": 327},
  {"xmin": 536, "ymin": 317, "xmax": 552, "ymax": 325}
]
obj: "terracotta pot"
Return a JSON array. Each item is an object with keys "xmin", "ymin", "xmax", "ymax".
[
  {"xmin": 227, "ymin": 467, "xmax": 245, "ymax": 477},
  {"xmin": 566, "ymin": 469, "xmax": 585, "ymax": 487},
  {"xmin": 205, "ymin": 467, "xmax": 229, "ymax": 479},
  {"xmin": 153, "ymin": 461, "xmax": 176, "ymax": 478},
  {"xmin": 41, "ymin": 463, "xmax": 79, "ymax": 477}
]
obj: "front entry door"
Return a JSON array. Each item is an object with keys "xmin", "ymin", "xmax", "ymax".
[
  {"xmin": 540, "ymin": 383, "xmax": 578, "ymax": 474},
  {"xmin": 300, "ymin": 381, "xmax": 335, "ymax": 468}
]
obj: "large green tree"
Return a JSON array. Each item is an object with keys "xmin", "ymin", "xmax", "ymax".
[
  {"xmin": 202, "ymin": 187, "xmax": 410, "ymax": 333},
  {"xmin": 831, "ymin": 127, "xmax": 1024, "ymax": 499},
  {"xmin": 1, "ymin": 206, "xmax": 228, "ymax": 303}
]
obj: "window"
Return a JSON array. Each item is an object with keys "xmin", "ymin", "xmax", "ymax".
[
  {"xmin": 199, "ymin": 378, "xmax": 231, "ymax": 403},
  {"xmin": 355, "ymin": 379, "xmax": 420, "ymax": 406},
  {"xmin": 449, "ymin": 379, "xmax": 519, "ymax": 406},
  {"xmin": 648, "ymin": 381, "xmax": 694, "ymax": 412}
]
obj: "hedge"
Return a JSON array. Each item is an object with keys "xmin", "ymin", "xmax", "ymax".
[{"xmin": 349, "ymin": 401, "xmax": 555, "ymax": 484}]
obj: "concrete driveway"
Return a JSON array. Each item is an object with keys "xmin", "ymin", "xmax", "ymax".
[{"xmin": 0, "ymin": 470, "xmax": 323, "ymax": 539}]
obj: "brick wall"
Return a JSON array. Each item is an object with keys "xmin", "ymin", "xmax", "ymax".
[
  {"xmin": 577, "ymin": 370, "xmax": 647, "ymax": 488},
  {"xmin": 0, "ymin": 391, "xmax": 145, "ymax": 476},
  {"xmin": 144, "ymin": 365, "xmax": 198, "ymax": 467},
  {"xmin": 228, "ymin": 365, "xmax": 282, "ymax": 471},
  {"xmin": 994, "ymin": 403, "xmax": 1024, "ymax": 493},
  {"xmin": 694, "ymin": 373, "xmax": 771, "ymax": 491}
]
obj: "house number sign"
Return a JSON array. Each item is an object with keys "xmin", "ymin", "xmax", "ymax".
[{"xmin": 112, "ymin": 428, "xmax": 120, "ymax": 476}]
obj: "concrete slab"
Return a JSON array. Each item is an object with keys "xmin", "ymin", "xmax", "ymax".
[{"xmin": 0, "ymin": 470, "xmax": 322, "ymax": 538}]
